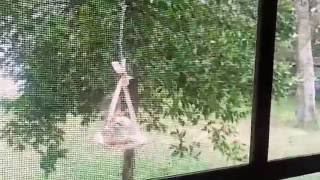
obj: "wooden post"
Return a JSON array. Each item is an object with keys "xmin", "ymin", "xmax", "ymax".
[
  {"xmin": 122, "ymin": 65, "xmax": 138, "ymax": 180},
  {"xmin": 122, "ymin": 149, "xmax": 135, "ymax": 180},
  {"xmin": 120, "ymin": 0, "xmax": 137, "ymax": 178}
]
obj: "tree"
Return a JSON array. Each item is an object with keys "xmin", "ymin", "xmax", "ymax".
[
  {"xmin": 0, "ymin": 0, "xmax": 295, "ymax": 176},
  {"xmin": 295, "ymin": 0, "xmax": 318, "ymax": 127},
  {"xmin": 273, "ymin": 0, "xmax": 297, "ymax": 99},
  {"xmin": 310, "ymin": 0, "xmax": 320, "ymax": 94}
]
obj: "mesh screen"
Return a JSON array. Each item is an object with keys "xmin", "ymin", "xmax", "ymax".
[
  {"xmin": 269, "ymin": 0, "xmax": 320, "ymax": 160},
  {"xmin": 0, "ymin": 0, "xmax": 257, "ymax": 179}
]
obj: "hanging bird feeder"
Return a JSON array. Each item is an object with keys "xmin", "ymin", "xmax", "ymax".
[{"xmin": 93, "ymin": 2, "xmax": 147, "ymax": 151}]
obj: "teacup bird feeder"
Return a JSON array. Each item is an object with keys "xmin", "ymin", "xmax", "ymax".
[
  {"xmin": 93, "ymin": 0, "xmax": 146, "ymax": 151},
  {"xmin": 93, "ymin": 60, "xmax": 147, "ymax": 150}
]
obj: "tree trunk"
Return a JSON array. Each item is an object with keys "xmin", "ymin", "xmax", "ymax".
[{"xmin": 295, "ymin": 0, "xmax": 318, "ymax": 128}]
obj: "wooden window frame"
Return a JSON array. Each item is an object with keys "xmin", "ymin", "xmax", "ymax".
[{"xmin": 161, "ymin": 0, "xmax": 320, "ymax": 179}]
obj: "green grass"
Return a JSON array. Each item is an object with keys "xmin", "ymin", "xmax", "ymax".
[
  {"xmin": 3, "ymin": 97, "xmax": 320, "ymax": 180},
  {"xmin": 271, "ymin": 97, "xmax": 320, "ymax": 125},
  {"xmin": 0, "ymin": 115, "xmax": 223, "ymax": 180},
  {"xmin": 271, "ymin": 97, "xmax": 297, "ymax": 125}
]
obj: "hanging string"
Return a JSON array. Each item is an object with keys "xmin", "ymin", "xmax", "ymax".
[
  {"xmin": 119, "ymin": 0, "xmax": 127, "ymax": 116},
  {"xmin": 118, "ymin": 0, "xmax": 127, "ymax": 67}
]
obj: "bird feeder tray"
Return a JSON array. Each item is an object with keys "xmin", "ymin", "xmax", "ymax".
[{"xmin": 93, "ymin": 60, "xmax": 147, "ymax": 150}]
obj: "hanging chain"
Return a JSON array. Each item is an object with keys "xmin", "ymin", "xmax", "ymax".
[{"xmin": 118, "ymin": 0, "xmax": 127, "ymax": 67}]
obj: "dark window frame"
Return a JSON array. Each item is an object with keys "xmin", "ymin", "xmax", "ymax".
[{"xmin": 161, "ymin": 0, "xmax": 320, "ymax": 179}]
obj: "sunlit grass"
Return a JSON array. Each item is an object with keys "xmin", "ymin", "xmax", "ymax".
[
  {"xmin": 3, "ymin": 97, "xmax": 320, "ymax": 179},
  {"xmin": 271, "ymin": 97, "xmax": 297, "ymax": 125},
  {"xmin": 0, "ymin": 114, "xmax": 216, "ymax": 180}
]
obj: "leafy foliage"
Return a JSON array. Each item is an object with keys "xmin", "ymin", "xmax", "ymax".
[
  {"xmin": 0, "ymin": 0, "xmax": 295, "ymax": 175},
  {"xmin": 273, "ymin": 0, "xmax": 297, "ymax": 98}
]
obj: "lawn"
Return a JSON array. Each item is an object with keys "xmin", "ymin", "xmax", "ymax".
[
  {"xmin": 1, "ymin": 97, "xmax": 320, "ymax": 180},
  {"xmin": 0, "ymin": 115, "xmax": 231, "ymax": 180}
]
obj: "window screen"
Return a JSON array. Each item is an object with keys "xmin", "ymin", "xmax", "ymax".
[
  {"xmin": 269, "ymin": 0, "xmax": 320, "ymax": 160},
  {"xmin": 0, "ymin": 0, "xmax": 258, "ymax": 179}
]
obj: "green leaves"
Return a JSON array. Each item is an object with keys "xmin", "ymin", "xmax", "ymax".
[
  {"xmin": 40, "ymin": 142, "xmax": 68, "ymax": 176},
  {"xmin": 0, "ymin": 0, "xmax": 295, "ymax": 175},
  {"xmin": 273, "ymin": 0, "xmax": 296, "ymax": 99},
  {"xmin": 170, "ymin": 129, "xmax": 201, "ymax": 159},
  {"xmin": 204, "ymin": 120, "xmax": 247, "ymax": 162}
]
